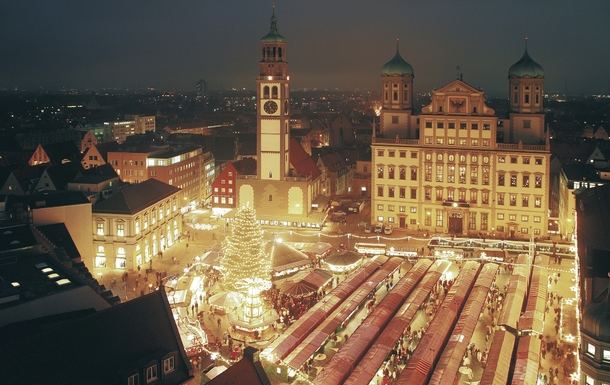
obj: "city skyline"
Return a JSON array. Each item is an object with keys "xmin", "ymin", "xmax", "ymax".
[{"xmin": 2, "ymin": 1, "xmax": 610, "ymax": 96}]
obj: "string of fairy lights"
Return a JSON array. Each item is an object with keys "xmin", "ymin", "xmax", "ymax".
[{"xmin": 178, "ymin": 222, "xmax": 580, "ymax": 382}]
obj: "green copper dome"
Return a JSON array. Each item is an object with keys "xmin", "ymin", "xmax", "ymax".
[
  {"xmin": 261, "ymin": 8, "xmax": 286, "ymax": 43},
  {"xmin": 381, "ymin": 41, "xmax": 413, "ymax": 77},
  {"xmin": 509, "ymin": 42, "xmax": 544, "ymax": 78}
]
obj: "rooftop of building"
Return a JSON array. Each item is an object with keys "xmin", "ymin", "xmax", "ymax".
[
  {"xmin": 5, "ymin": 190, "xmax": 91, "ymax": 210},
  {"xmin": 381, "ymin": 40, "xmax": 414, "ymax": 77},
  {"xmin": 0, "ymin": 238, "xmax": 86, "ymax": 312},
  {"xmin": 40, "ymin": 140, "xmax": 82, "ymax": 166},
  {"xmin": 562, "ymin": 163, "xmax": 607, "ymax": 184},
  {"xmin": 0, "ymin": 289, "xmax": 193, "ymax": 384},
  {"xmin": 93, "ymin": 178, "xmax": 180, "ymax": 215},
  {"xmin": 147, "ymin": 145, "xmax": 203, "ymax": 159},
  {"xmin": 508, "ymin": 41, "xmax": 544, "ymax": 78},
  {"xmin": 0, "ymin": 223, "xmax": 38, "ymax": 254},
  {"xmin": 207, "ymin": 347, "xmax": 270, "ymax": 385},
  {"xmin": 36, "ymin": 223, "xmax": 81, "ymax": 260}
]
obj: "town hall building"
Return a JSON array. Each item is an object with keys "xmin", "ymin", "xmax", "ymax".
[{"xmin": 371, "ymin": 40, "xmax": 551, "ymax": 239}]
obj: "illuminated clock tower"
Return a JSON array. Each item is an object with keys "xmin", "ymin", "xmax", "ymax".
[{"xmin": 257, "ymin": 7, "xmax": 290, "ymax": 181}]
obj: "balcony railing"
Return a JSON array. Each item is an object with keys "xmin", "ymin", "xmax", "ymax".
[{"xmin": 496, "ymin": 143, "xmax": 547, "ymax": 151}]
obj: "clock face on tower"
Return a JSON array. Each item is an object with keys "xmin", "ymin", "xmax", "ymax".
[{"xmin": 264, "ymin": 100, "xmax": 278, "ymax": 114}]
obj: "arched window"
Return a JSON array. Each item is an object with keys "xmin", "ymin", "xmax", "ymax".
[
  {"xmin": 263, "ymin": 86, "xmax": 270, "ymax": 99},
  {"xmin": 269, "ymin": 194, "xmax": 273, "ymax": 201},
  {"xmin": 393, "ymin": 92, "xmax": 398, "ymax": 101},
  {"xmin": 278, "ymin": 47, "xmax": 282, "ymax": 59},
  {"xmin": 262, "ymin": 48, "xmax": 265, "ymax": 59},
  {"xmin": 272, "ymin": 86, "xmax": 278, "ymax": 99},
  {"xmin": 272, "ymin": 47, "xmax": 276, "ymax": 58}
]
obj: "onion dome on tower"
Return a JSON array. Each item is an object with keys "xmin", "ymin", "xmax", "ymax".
[
  {"xmin": 381, "ymin": 39, "xmax": 414, "ymax": 77},
  {"xmin": 508, "ymin": 38, "xmax": 544, "ymax": 78},
  {"xmin": 380, "ymin": 39, "xmax": 414, "ymax": 113},
  {"xmin": 260, "ymin": 7, "xmax": 286, "ymax": 43},
  {"xmin": 508, "ymin": 38, "xmax": 544, "ymax": 116}
]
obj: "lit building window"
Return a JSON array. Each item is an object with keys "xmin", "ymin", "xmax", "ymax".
[
  {"xmin": 425, "ymin": 211, "xmax": 432, "ymax": 226},
  {"xmin": 146, "ymin": 365, "xmax": 158, "ymax": 383},
  {"xmin": 436, "ymin": 210, "xmax": 443, "ymax": 227},
  {"xmin": 97, "ymin": 222, "xmax": 104, "ymax": 235},
  {"xmin": 469, "ymin": 212, "xmax": 476, "ymax": 230}
]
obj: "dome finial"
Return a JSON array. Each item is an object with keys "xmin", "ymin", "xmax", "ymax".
[
  {"xmin": 381, "ymin": 39, "xmax": 413, "ymax": 77},
  {"xmin": 396, "ymin": 38, "xmax": 400, "ymax": 53}
]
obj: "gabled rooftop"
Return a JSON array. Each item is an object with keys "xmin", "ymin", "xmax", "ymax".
[{"xmin": 93, "ymin": 178, "xmax": 180, "ymax": 215}]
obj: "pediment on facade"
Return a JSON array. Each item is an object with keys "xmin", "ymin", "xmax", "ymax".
[
  {"xmin": 435, "ymin": 79, "xmax": 481, "ymax": 95},
  {"xmin": 421, "ymin": 79, "xmax": 495, "ymax": 116}
]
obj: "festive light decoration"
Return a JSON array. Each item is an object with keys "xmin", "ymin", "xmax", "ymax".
[
  {"xmin": 220, "ymin": 204, "xmax": 271, "ymax": 293},
  {"xmin": 235, "ymin": 278, "xmax": 272, "ymax": 324}
]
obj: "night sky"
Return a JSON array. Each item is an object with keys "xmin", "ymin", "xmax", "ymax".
[{"xmin": 2, "ymin": 1, "xmax": 609, "ymax": 96}]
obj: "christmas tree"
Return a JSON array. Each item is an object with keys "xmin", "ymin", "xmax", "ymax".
[{"xmin": 220, "ymin": 205, "xmax": 271, "ymax": 293}]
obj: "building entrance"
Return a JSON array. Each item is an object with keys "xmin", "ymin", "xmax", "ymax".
[
  {"xmin": 449, "ymin": 212, "xmax": 462, "ymax": 234},
  {"xmin": 399, "ymin": 217, "xmax": 406, "ymax": 228}
]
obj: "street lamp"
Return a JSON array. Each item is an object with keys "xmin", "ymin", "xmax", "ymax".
[{"xmin": 347, "ymin": 233, "xmax": 351, "ymax": 249}]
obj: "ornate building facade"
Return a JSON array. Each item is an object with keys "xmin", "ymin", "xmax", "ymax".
[{"xmin": 371, "ymin": 42, "xmax": 551, "ymax": 239}]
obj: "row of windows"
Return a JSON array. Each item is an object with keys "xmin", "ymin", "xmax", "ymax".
[
  {"xmin": 214, "ymin": 187, "xmax": 234, "ymax": 194},
  {"xmin": 375, "ymin": 213, "xmax": 542, "ymax": 235},
  {"xmin": 377, "ymin": 165, "xmax": 541, "ymax": 188},
  {"xmin": 376, "ymin": 185, "xmax": 543, "ymax": 208},
  {"xmin": 376, "ymin": 150, "xmax": 418, "ymax": 158},
  {"xmin": 424, "ymin": 137, "xmax": 491, "ymax": 147},
  {"xmin": 498, "ymin": 174, "xmax": 543, "ymax": 188},
  {"xmin": 512, "ymin": 92, "xmax": 540, "ymax": 105},
  {"xmin": 498, "ymin": 156, "xmax": 543, "ymax": 165},
  {"xmin": 377, "ymin": 206, "xmax": 542, "ymax": 224},
  {"xmin": 424, "ymin": 122, "xmax": 491, "ymax": 130},
  {"xmin": 127, "ymin": 356, "xmax": 175, "ymax": 385},
  {"xmin": 213, "ymin": 196, "xmax": 234, "ymax": 205},
  {"xmin": 96, "ymin": 199, "xmax": 178, "ymax": 236},
  {"xmin": 376, "ymin": 150, "xmax": 543, "ymax": 166},
  {"xmin": 262, "ymin": 85, "xmax": 279, "ymax": 99},
  {"xmin": 585, "ymin": 343, "xmax": 610, "ymax": 361},
  {"xmin": 96, "ymin": 228, "xmax": 179, "ymax": 268}
]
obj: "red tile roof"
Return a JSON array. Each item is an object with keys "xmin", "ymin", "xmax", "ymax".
[{"xmin": 289, "ymin": 138, "xmax": 321, "ymax": 179}]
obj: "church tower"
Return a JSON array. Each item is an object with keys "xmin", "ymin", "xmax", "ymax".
[
  {"xmin": 257, "ymin": 7, "xmax": 291, "ymax": 181},
  {"xmin": 508, "ymin": 38, "xmax": 545, "ymax": 144},
  {"xmin": 379, "ymin": 39, "xmax": 415, "ymax": 138}
]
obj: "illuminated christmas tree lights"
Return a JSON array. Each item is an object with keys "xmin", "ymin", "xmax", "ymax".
[{"xmin": 220, "ymin": 204, "xmax": 271, "ymax": 293}]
